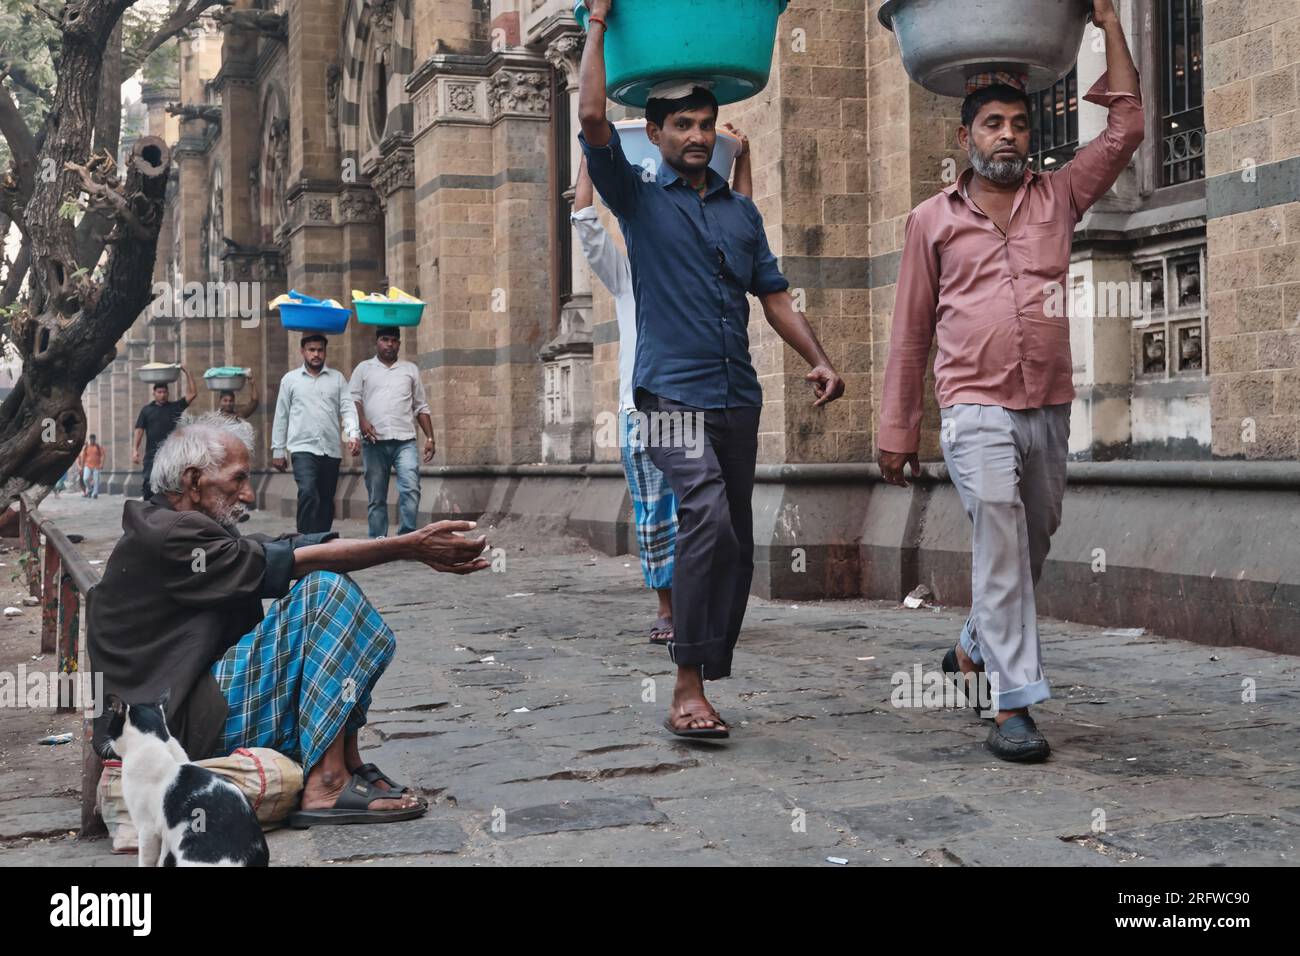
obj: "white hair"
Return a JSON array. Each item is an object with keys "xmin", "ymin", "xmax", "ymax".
[{"xmin": 150, "ymin": 411, "xmax": 256, "ymax": 495}]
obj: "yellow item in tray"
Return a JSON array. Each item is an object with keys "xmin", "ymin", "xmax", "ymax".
[
  {"xmin": 386, "ymin": 287, "xmax": 420, "ymax": 303},
  {"xmin": 268, "ymin": 293, "xmax": 294, "ymax": 310}
]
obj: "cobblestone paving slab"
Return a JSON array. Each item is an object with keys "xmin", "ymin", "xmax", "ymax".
[{"xmin": 2, "ymin": 496, "xmax": 1297, "ymax": 866}]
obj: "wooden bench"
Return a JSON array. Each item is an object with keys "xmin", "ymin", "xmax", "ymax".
[{"xmin": 18, "ymin": 496, "xmax": 105, "ymax": 839}]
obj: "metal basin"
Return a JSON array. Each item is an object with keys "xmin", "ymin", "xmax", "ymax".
[
  {"xmin": 879, "ymin": 0, "xmax": 1092, "ymax": 97},
  {"xmin": 138, "ymin": 365, "xmax": 180, "ymax": 384},
  {"xmin": 205, "ymin": 375, "xmax": 247, "ymax": 392}
]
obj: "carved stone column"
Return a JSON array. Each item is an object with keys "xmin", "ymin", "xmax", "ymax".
[{"xmin": 538, "ymin": 28, "xmax": 593, "ymax": 463}]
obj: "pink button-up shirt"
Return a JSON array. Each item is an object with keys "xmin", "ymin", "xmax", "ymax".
[{"xmin": 878, "ymin": 71, "xmax": 1145, "ymax": 453}]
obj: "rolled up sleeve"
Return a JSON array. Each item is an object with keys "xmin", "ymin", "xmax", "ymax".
[
  {"xmin": 1064, "ymin": 70, "xmax": 1146, "ymax": 219},
  {"xmin": 748, "ymin": 214, "xmax": 789, "ymax": 297}
]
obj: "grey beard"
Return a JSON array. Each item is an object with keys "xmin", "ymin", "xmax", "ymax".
[
  {"xmin": 969, "ymin": 145, "xmax": 1028, "ymax": 185},
  {"xmin": 210, "ymin": 501, "xmax": 247, "ymax": 529}
]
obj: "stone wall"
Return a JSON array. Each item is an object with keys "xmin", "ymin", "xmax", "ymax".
[{"xmin": 1205, "ymin": 0, "xmax": 1300, "ymax": 458}]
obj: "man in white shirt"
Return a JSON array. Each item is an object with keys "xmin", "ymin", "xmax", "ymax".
[
  {"xmin": 350, "ymin": 326, "xmax": 435, "ymax": 537},
  {"xmin": 271, "ymin": 334, "xmax": 361, "ymax": 533},
  {"xmin": 570, "ymin": 123, "xmax": 752, "ymax": 646}
]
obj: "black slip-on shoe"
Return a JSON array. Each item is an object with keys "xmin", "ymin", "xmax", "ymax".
[{"xmin": 986, "ymin": 713, "xmax": 1051, "ymax": 763}]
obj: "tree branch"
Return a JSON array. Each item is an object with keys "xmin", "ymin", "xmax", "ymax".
[
  {"xmin": 125, "ymin": 0, "xmax": 229, "ymax": 74},
  {"xmin": 0, "ymin": 62, "xmax": 46, "ymax": 99},
  {"xmin": 0, "ymin": 73, "xmax": 40, "ymax": 185},
  {"xmin": 65, "ymin": 154, "xmax": 152, "ymax": 242}
]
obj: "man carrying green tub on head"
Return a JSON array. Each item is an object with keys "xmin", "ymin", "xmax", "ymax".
[
  {"xmin": 578, "ymin": 0, "xmax": 845, "ymax": 740},
  {"xmin": 572, "ymin": 121, "xmax": 753, "ymax": 648}
]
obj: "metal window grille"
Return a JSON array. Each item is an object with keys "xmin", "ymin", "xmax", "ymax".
[
  {"xmin": 1029, "ymin": 67, "xmax": 1078, "ymax": 172},
  {"xmin": 1162, "ymin": 0, "xmax": 1205, "ymax": 185}
]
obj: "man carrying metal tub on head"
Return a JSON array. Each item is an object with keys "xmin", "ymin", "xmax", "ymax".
[
  {"xmin": 577, "ymin": 0, "xmax": 845, "ymax": 740},
  {"xmin": 878, "ymin": 0, "xmax": 1144, "ymax": 762},
  {"xmin": 571, "ymin": 121, "xmax": 753, "ymax": 649}
]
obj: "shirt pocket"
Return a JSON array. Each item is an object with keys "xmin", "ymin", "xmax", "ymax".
[
  {"xmin": 1019, "ymin": 219, "xmax": 1071, "ymax": 280},
  {"xmin": 721, "ymin": 232, "xmax": 757, "ymax": 287}
]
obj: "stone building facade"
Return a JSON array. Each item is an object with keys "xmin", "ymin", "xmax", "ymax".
[{"xmin": 81, "ymin": 0, "xmax": 1300, "ymax": 650}]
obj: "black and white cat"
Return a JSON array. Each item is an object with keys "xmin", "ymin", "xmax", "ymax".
[{"xmin": 104, "ymin": 693, "xmax": 269, "ymax": 867}]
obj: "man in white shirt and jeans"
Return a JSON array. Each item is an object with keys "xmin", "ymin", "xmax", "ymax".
[
  {"xmin": 570, "ymin": 124, "xmax": 752, "ymax": 646},
  {"xmin": 350, "ymin": 326, "xmax": 435, "ymax": 537},
  {"xmin": 272, "ymin": 333, "xmax": 361, "ymax": 533}
]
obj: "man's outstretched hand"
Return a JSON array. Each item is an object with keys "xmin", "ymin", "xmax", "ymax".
[
  {"xmin": 404, "ymin": 520, "xmax": 490, "ymax": 574},
  {"xmin": 878, "ymin": 449, "xmax": 921, "ymax": 487}
]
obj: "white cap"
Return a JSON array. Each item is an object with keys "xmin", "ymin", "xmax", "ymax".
[{"xmin": 647, "ymin": 78, "xmax": 714, "ymax": 101}]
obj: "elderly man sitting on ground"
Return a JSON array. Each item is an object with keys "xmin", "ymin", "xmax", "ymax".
[{"xmin": 90, "ymin": 412, "xmax": 489, "ymax": 827}]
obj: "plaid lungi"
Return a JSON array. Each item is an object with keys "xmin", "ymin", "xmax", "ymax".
[
  {"xmin": 620, "ymin": 408, "xmax": 677, "ymax": 590},
  {"xmin": 211, "ymin": 571, "xmax": 396, "ymax": 774}
]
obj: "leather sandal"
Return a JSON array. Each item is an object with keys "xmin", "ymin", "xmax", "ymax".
[{"xmin": 663, "ymin": 702, "xmax": 729, "ymax": 740}]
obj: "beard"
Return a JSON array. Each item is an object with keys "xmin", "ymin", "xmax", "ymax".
[
  {"xmin": 209, "ymin": 500, "xmax": 248, "ymax": 530},
  {"xmin": 969, "ymin": 143, "xmax": 1028, "ymax": 185}
]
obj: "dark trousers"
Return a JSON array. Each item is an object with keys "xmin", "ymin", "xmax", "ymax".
[
  {"xmin": 290, "ymin": 453, "xmax": 341, "ymax": 534},
  {"xmin": 635, "ymin": 391, "xmax": 760, "ymax": 680},
  {"xmin": 141, "ymin": 457, "xmax": 155, "ymax": 500}
]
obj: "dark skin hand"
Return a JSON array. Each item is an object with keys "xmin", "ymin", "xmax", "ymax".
[{"xmin": 879, "ymin": 449, "xmax": 921, "ymax": 487}]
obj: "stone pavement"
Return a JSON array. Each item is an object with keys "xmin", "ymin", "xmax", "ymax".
[{"xmin": 3, "ymin": 494, "xmax": 1299, "ymax": 866}]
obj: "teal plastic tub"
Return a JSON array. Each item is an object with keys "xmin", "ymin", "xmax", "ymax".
[
  {"xmin": 575, "ymin": 0, "xmax": 789, "ymax": 107},
  {"xmin": 355, "ymin": 299, "xmax": 425, "ymax": 327}
]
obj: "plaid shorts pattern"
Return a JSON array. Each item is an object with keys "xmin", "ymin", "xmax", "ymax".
[
  {"xmin": 211, "ymin": 571, "xmax": 396, "ymax": 774},
  {"xmin": 620, "ymin": 409, "xmax": 677, "ymax": 590}
]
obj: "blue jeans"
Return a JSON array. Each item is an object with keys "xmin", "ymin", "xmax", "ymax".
[{"xmin": 362, "ymin": 439, "xmax": 421, "ymax": 537}]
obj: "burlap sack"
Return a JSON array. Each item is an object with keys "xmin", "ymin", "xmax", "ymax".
[{"xmin": 96, "ymin": 747, "xmax": 303, "ymax": 854}]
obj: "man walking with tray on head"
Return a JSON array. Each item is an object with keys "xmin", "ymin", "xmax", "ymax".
[
  {"xmin": 878, "ymin": 0, "xmax": 1144, "ymax": 762},
  {"xmin": 577, "ymin": 0, "xmax": 844, "ymax": 740}
]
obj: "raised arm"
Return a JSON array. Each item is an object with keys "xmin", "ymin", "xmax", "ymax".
[
  {"xmin": 179, "ymin": 365, "xmax": 197, "ymax": 404},
  {"xmin": 236, "ymin": 375, "xmax": 259, "ymax": 418},
  {"xmin": 1091, "ymin": 0, "xmax": 1138, "ymax": 95},
  {"xmin": 721, "ymin": 122, "xmax": 752, "ymax": 197},
  {"xmin": 576, "ymin": 0, "xmax": 613, "ymax": 147},
  {"xmin": 1064, "ymin": 0, "xmax": 1145, "ymax": 217},
  {"xmin": 572, "ymin": 157, "xmax": 632, "ymax": 297}
]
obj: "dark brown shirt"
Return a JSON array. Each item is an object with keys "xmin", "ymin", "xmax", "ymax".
[{"xmin": 89, "ymin": 497, "xmax": 335, "ymax": 759}]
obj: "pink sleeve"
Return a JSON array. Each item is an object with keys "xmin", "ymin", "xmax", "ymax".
[
  {"xmin": 878, "ymin": 208, "xmax": 940, "ymax": 454},
  {"xmin": 1063, "ymin": 70, "xmax": 1146, "ymax": 220}
]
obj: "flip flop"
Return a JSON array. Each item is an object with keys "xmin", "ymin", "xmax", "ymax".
[
  {"xmin": 352, "ymin": 762, "xmax": 415, "ymax": 795},
  {"xmin": 663, "ymin": 702, "xmax": 730, "ymax": 740},
  {"xmin": 288, "ymin": 772, "xmax": 428, "ymax": 828},
  {"xmin": 649, "ymin": 617, "xmax": 673, "ymax": 645}
]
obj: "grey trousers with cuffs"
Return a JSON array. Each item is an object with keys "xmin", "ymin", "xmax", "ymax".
[{"xmin": 940, "ymin": 402, "xmax": 1071, "ymax": 711}]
